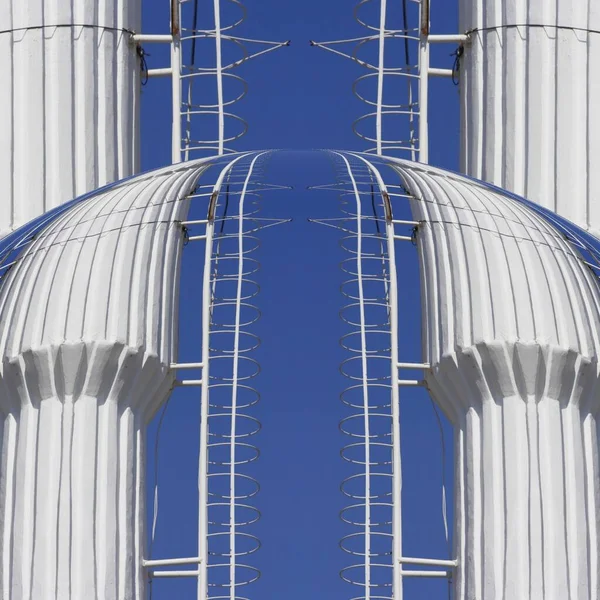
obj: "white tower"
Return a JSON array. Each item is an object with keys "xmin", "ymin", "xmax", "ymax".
[
  {"xmin": 397, "ymin": 159, "xmax": 600, "ymax": 599},
  {"xmin": 0, "ymin": 159, "xmax": 216, "ymax": 599},
  {"xmin": 0, "ymin": 0, "xmax": 141, "ymax": 235},
  {"xmin": 459, "ymin": 0, "xmax": 600, "ymax": 231},
  {"xmin": 416, "ymin": 0, "xmax": 600, "ymax": 596}
]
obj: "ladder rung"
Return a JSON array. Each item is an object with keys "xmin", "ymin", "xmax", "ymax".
[
  {"xmin": 428, "ymin": 33, "xmax": 469, "ymax": 44},
  {"xmin": 171, "ymin": 362, "xmax": 204, "ymax": 369},
  {"xmin": 175, "ymin": 379, "xmax": 203, "ymax": 387},
  {"xmin": 398, "ymin": 379, "xmax": 425, "ymax": 387},
  {"xmin": 147, "ymin": 67, "xmax": 172, "ymax": 78},
  {"xmin": 144, "ymin": 556, "xmax": 202, "ymax": 567},
  {"xmin": 132, "ymin": 34, "xmax": 173, "ymax": 43},
  {"xmin": 399, "ymin": 556, "xmax": 457, "ymax": 568},
  {"xmin": 397, "ymin": 362, "xmax": 430, "ymax": 370},
  {"xmin": 429, "ymin": 67, "xmax": 454, "ymax": 78},
  {"xmin": 401, "ymin": 569, "xmax": 452, "ymax": 578},
  {"xmin": 181, "ymin": 219, "xmax": 209, "ymax": 226},
  {"xmin": 392, "ymin": 220, "xmax": 420, "ymax": 226},
  {"xmin": 150, "ymin": 570, "xmax": 200, "ymax": 578}
]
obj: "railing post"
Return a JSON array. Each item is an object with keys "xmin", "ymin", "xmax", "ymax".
[{"xmin": 171, "ymin": 0, "xmax": 182, "ymax": 164}]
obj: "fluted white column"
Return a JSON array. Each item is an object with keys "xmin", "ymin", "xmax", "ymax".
[
  {"xmin": 429, "ymin": 345, "xmax": 600, "ymax": 599},
  {"xmin": 0, "ymin": 0, "xmax": 141, "ymax": 235},
  {"xmin": 0, "ymin": 344, "xmax": 173, "ymax": 599},
  {"xmin": 388, "ymin": 159, "xmax": 600, "ymax": 600},
  {"xmin": 459, "ymin": 0, "xmax": 600, "ymax": 232}
]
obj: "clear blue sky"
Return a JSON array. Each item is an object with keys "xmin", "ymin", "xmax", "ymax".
[{"xmin": 141, "ymin": 1, "xmax": 461, "ymax": 598}]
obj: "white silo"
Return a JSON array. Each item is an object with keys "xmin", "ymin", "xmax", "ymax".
[
  {"xmin": 416, "ymin": 0, "xmax": 600, "ymax": 597},
  {"xmin": 459, "ymin": 0, "xmax": 600, "ymax": 231},
  {"xmin": 0, "ymin": 0, "xmax": 141, "ymax": 235}
]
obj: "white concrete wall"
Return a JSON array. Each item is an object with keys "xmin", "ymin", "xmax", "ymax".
[
  {"xmin": 0, "ymin": 159, "xmax": 212, "ymax": 599},
  {"xmin": 389, "ymin": 158, "xmax": 600, "ymax": 600},
  {"xmin": 459, "ymin": 0, "xmax": 600, "ymax": 232},
  {"xmin": 0, "ymin": 0, "xmax": 141, "ymax": 236}
]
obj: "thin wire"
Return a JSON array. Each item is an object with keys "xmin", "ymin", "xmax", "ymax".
[
  {"xmin": 429, "ymin": 398, "xmax": 451, "ymax": 558},
  {"xmin": 0, "ymin": 23, "xmax": 135, "ymax": 36},
  {"xmin": 148, "ymin": 392, "xmax": 173, "ymax": 599},
  {"xmin": 183, "ymin": 0, "xmax": 201, "ymax": 155},
  {"xmin": 466, "ymin": 23, "xmax": 600, "ymax": 36},
  {"xmin": 137, "ymin": 45, "xmax": 150, "ymax": 86},
  {"xmin": 401, "ymin": 0, "xmax": 410, "ymax": 64},
  {"xmin": 451, "ymin": 46, "xmax": 463, "ymax": 86},
  {"xmin": 191, "ymin": 0, "xmax": 200, "ymax": 63}
]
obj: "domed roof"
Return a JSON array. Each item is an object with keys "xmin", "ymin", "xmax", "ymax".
[{"xmin": 1, "ymin": 151, "xmax": 599, "ymax": 401}]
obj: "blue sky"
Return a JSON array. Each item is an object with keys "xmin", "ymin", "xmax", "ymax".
[{"xmin": 141, "ymin": 1, "xmax": 461, "ymax": 598}]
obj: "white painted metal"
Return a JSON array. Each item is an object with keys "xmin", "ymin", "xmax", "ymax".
[
  {"xmin": 353, "ymin": 152, "xmax": 405, "ymax": 599},
  {"xmin": 459, "ymin": 0, "xmax": 600, "ymax": 232},
  {"xmin": 386, "ymin": 157, "xmax": 600, "ymax": 600},
  {"xmin": 399, "ymin": 556, "xmax": 457, "ymax": 567},
  {"xmin": 312, "ymin": 2, "xmax": 422, "ymax": 158},
  {"xmin": 418, "ymin": 5, "xmax": 429, "ymax": 164},
  {"xmin": 144, "ymin": 556, "xmax": 202, "ymax": 567},
  {"xmin": 427, "ymin": 68, "xmax": 453, "ymax": 78},
  {"xmin": 400, "ymin": 570, "xmax": 449, "ymax": 578},
  {"xmin": 132, "ymin": 34, "xmax": 173, "ymax": 43},
  {"xmin": 428, "ymin": 34, "xmax": 468, "ymax": 43},
  {"xmin": 347, "ymin": 155, "xmax": 373, "ymax": 598},
  {"xmin": 0, "ymin": 158, "xmax": 216, "ymax": 599},
  {"xmin": 198, "ymin": 159, "xmax": 237, "ymax": 600},
  {"xmin": 392, "ymin": 220, "xmax": 419, "ymax": 226},
  {"xmin": 0, "ymin": 0, "xmax": 141, "ymax": 235},
  {"xmin": 331, "ymin": 151, "xmax": 405, "ymax": 599},
  {"xmin": 171, "ymin": 3, "xmax": 182, "ymax": 164},
  {"xmin": 176, "ymin": 379, "xmax": 204, "ymax": 386},
  {"xmin": 214, "ymin": 0, "xmax": 226, "ymax": 156},
  {"xmin": 376, "ymin": 0, "xmax": 388, "ymax": 155},
  {"xmin": 397, "ymin": 362, "xmax": 429, "ymax": 369},
  {"xmin": 384, "ymin": 186, "xmax": 403, "ymax": 600},
  {"xmin": 152, "ymin": 569, "xmax": 201, "ymax": 577},
  {"xmin": 196, "ymin": 152, "xmax": 262, "ymax": 600},
  {"xmin": 182, "ymin": 219, "xmax": 209, "ymax": 226},
  {"xmin": 178, "ymin": 0, "xmax": 288, "ymax": 158},
  {"xmin": 148, "ymin": 67, "xmax": 174, "ymax": 77},
  {"xmin": 230, "ymin": 154, "xmax": 262, "ymax": 600},
  {"xmin": 198, "ymin": 186, "xmax": 214, "ymax": 600}
]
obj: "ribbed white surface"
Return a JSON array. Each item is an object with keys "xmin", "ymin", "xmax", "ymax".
[
  {"xmin": 390, "ymin": 159, "xmax": 600, "ymax": 599},
  {"xmin": 0, "ymin": 0, "xmax": 141, "ymax": 235},
  {"xmin": 459, "ymin": 0, "xmax": 600, "ymax": 232},
  {"xmin": 0, "ymin": 159, "xmax": 213, "ymax": 599},
  {"xmin": 0, "ymin": 344, "xmax": 172, "ymax": 599}
]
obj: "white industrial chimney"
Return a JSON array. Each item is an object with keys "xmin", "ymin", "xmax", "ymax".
[{"xmin": 0, "ymin": 0, "xmax": 141, "ymax": 235}]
